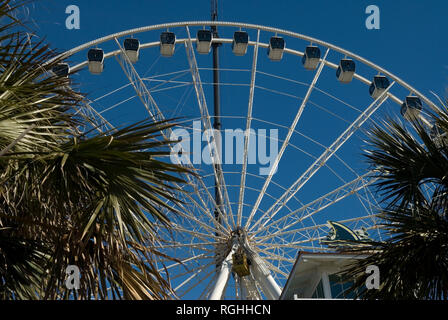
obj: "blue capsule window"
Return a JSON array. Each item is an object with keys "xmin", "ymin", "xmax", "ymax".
[
  {"xmin": 339, "ymin": 59, "xmax": 355, "ymax": 72},
  {"xmin": 233, "ymin": 31, "xmax": 249, "ymax": 44},
  {"xmin": 124, "ymin": 38, "xmax": 139, "ymax": 51},
  {"xmin": 161, "ymin": 32, "xmax": 176, "ymax": 45},
  {"xmin": 197, "ymin": 30, "xmax": 212, "ymax": 42},
  {"xmin": 405, "ymin": 96, "xmax": 423, "ymax": 110},
  {"xmin": 374, "ymin": 76, "xmax": 390, "ymax": 89},
  {"xmin": 269, "ymin": 37, "xmax": 285, "ymax": 50},
  {"xmin": 401, "ymin": 96, "xmax": 423, "ymax": 118},
  {"xmin": 305, "ymin": 46, "xmax": 320, "ymax": 59},
  {"xmin": 88, "ymin": 49, "xmax": 104, "ymax": 62},
  {"xmin": 52, "ymin": 63, "xmax": 70, "ymax": 77}
]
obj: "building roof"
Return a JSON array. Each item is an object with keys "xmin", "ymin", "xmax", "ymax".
[{"xmin": 280, "ymin": 251, "xmax": 368, "ymax": 299}]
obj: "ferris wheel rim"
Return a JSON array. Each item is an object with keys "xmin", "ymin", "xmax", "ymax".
[{"xmin": 54, "ymin": 20, "xmax": 438, "ymax": 111}]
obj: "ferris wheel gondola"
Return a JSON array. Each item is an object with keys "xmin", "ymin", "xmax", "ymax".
[
  {"xmin": 160, "ymin": 31, "xmax": 176, "ymax": 57},
  {"xmin": 87, "ymin": 48, "xmax": 104, "ymax": 74},
  {"xmin": 302, "ymin": 45, "xmax": 321, "ymax": 70}
]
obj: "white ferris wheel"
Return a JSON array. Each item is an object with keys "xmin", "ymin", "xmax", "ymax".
[{"xmin": 53, "ymin": 20, "xmax": 439, "ymax": 300}]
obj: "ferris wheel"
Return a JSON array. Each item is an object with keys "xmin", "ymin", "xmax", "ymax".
[{"xmin": 53, "ymin": 20, "xmax": 439, "ymax": 300}]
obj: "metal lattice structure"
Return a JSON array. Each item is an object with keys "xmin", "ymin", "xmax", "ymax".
[{"xmin": 52, "ymin": 21, "xmax": 438, "ymax": 300}]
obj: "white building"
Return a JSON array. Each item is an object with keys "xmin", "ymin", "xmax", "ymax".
[{"xmin": 280, "ymin": 251, "xmax": 368, "ymax": 299}]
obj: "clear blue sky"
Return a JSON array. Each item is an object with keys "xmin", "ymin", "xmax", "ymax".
[
  {"xmin": 31, "ymin": 0, "xmax": 448, "ymax": 95},
  {"xmin": 24, "ymin": 0, "xmax": 448, "ymax": 297}
]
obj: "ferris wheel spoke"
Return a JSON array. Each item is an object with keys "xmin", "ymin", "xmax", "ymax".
[
  {"xmin": 202, "ymin": 168, "xmax": 305, "ymax": 211},
  {"xmin": 114, "ymin": 37, "xmax": 236, "ymax": 233},
  {"xmin": 113, "ymin": 37, "xmax": 165, "ymax": 123},
  {"xmin": 202, "ymin": 182, "xmax": 296, "ymax": 216},
  {"xmin": 259, "ymin": 243, "xmax": 334, "ymax": 251},
  {"xmin": 176, "ymin": 268, "xmax": 216, "ymax": 298},
  {"xmin": 170, "ymin": 189, "xmax": 230, "ymax": 237},
  {"xmin": 170, "ymin": 260, "xmax": 216, "ymax": 282},
  {"xmin": 170, "ymin": 223, "xmax": 225, "ymax": 242},
  {"xmin": 245, "ymin": 48, "xmax": 330, "ymax": 231},
  {"xmin": 154, "ymin": 241, "xmax": 218, "ymax": 252},
  {"xmin": 252, "ymin": 172, "xmax": 376, "ymax": 239},
  {"xmin": 72, "ymin": 99, "xmax": 107, "ymax": 134},
  {"xmin": 257, "ymin": 249, "xmax": 296, "ymax": 264},
  {"xmin": 184, "ymin": 26, "xmax": 236, "ymax": 229},
  {"xmin": 157, "ymin": 253, "xmax": 212, "ymax": 273},
  {"xmin": 173, "ymin": 268, "xmax": 204, "ymax": 293},
  {"xmin": 113, "ymin": 37, "xmax": 220, "ymax": 228},
  {"xmin": 148, "ymin": 195, "xmax": 221, "ymax": 237},
  {"xmin": 143, "ymin": 71, "xmax": 191, "ymax": 91},
  {"xmin": 237, "ymin": 29, "xmax": 260, "ymax": 228},
  {"xmin": 255, "ymin": 214, "xmax": 382, "ymax": 243},
  {"xmin": 255, "ymin": 83, "xmax": 395, "ymax": 227},
  {"xmin": 257, "ymin": 258, "xmax": 289, "ymax": 279},
  {"xmin": 189, "ymin": 178, "xmax": 238, "ymax": 232},
  {"xmin": 258, "ymin": 237, "xmax": 325, "ymax": 248},
  {"xmin": 176, "ymin": 165, "xmax": 233, "ymax": 232}
]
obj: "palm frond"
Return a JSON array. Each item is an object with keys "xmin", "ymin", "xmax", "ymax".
[
  {"xmin": 340, "ymin": 101, "xmax": 448, "ymax": 300},
  {"xmin": 0, "ymin": 0, "xmax": 194, "ymax": 299}
]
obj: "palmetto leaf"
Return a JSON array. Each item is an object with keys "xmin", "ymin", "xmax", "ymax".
[
  {"xmin": 0, "ymin": 0, "xmax": 194, "ymax": 300},
  {"xmin": 340, "ymin": 102, "xmax": 448, "ymax": 300}
]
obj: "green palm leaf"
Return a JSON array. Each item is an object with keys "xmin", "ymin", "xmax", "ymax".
[
  {"xmin": 339, "ymin": 102, "xmax": 448, "ymax": 300},
  {"xmin": 0, "ymin": 0, "xmax": 194, "ymax": 300}
]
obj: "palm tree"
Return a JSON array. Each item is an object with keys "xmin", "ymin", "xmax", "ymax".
[
  {"xmin": 0, "ymin": 0, "xmax": 193, "ymax": 299},
  {"xmin": 339, "ymin": 102, "xmax": 448, "ymax": 300}
]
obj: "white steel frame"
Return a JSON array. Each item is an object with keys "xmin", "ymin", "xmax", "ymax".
[{"xmin": 53, "ymin": 21, "xmax": 438, "ymax": 300}]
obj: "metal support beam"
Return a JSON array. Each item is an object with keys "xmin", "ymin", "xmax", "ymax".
[
  {"xmin": 245, "ymin": 48, "xmax": 330, "ymax": 230},
  {"xmin": 257, "ymin": 82, "xmax": 395, "ymax": 227},
  {"xmin": 237, "ymin": 29, "xmax": 260, "ymax": 227},
  {"xmin": 209, "ymin": 245, "xmax": 236, "ymax": 300},
  {"xmin": 241, "ymin": 238, "xmax": 282, "ymax": 300},
  {"xmin": 247, "ymin": 252, "xmax": 282, "ymax": 300},
  {"xmin": 211, "ymin": 0, "xmax": 224, "ymax": 241},
  {"xmin": 253, "ymin": 171, "xmax": 376, "ymax": 238},
  {"xmin": 184, "ymin": 26, "xmax": 235, "ymax": 228},
  {"xmin": 114, "ymin": 37, "xmax": 231, "ymax": 234}
]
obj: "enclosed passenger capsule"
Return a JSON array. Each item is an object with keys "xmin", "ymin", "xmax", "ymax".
[
  {"xmin": 336, "ymin": 59, "xmax": 355, "ymax": 83},
  {"xmin": 196, "ymin": 30, "xmax": 212, "ymax": 54},
  {"xmin": 302, "ymin": 46, "xmax": 321, "ymax": 70},
  {"xmin": 267, "ymin": 36, "xmax": 285, "ymax": 61},
  {"xmin": 401, "ymin": 96, "xmax": 423, "ymax": 120},
  {"xmin": 232, "ymin": 31, "xmax": 249, "ymax": 56},
  {"xmin": 87, "ymin": 48, "xmax": 104, "ymax": 74},
  {"xmin": 123, "ymin": 38, "xmax": 140, "ymax": 63},
  {"xmin": 160, "ymin": 32, "xmax": 176, "ymax": 57},
  {"xmin": 52, "ymin": 63, "xmax": 70, "ymax": 77},
  {"xmin": 369, "ymin": 75, "xmax": 390, "ymax": 99}
]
